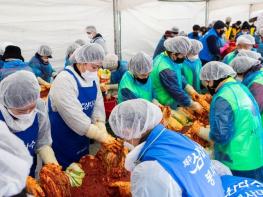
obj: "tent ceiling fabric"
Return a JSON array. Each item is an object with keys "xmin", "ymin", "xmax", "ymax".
[{"xmin": 1, "ymin": 0, "xmax": 263, "ymax": 69}]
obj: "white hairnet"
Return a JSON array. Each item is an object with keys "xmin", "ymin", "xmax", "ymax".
[
  {"xmin": 188, "ymin": 39, "xmax": 203, "ymax": 55},
  {"xmin": 236, "ymin": 35, "xmax": 255, "ymax": 45},
  {"xmin": 0, "ymin": 42, "xmax": 13, "ymax": 56},
  {"xmin": 128, "ymin": 52, "xmax": 152, "ymax": 75},
  {"xmin": 74, "ymin": 39, "xmax": 86, "ymax": 46},
  {"xmin": 65, "ymin": 43, "xmax": 80, "ymax": 58},
  {"xmin": 85, "ymin": 25, "xmax": 97, "ymax": 33},
  {"xmin": 237, "ymin": 49, "xmax": 262, "ymax": 60},
  {"xmin": 0, "ymin": 121, "xmax": 32, "ymax": 196},
  {"xmin": 200, "ymin": 61, "xmax": 236, "ymax": 81},
  {"xmin": 69, "ymin": 43, "xmax": 105, "ymax": 64},
  {"xmin": 103, "ymin": 54, "xmax": 118, "ymax": 70},
  {"xmin": 171, "ymin": 26, "xmax": 179, "ymax": 33},
  {"xmin": 109, "ymin": 99, "xmax": 163, "ymax": 140},
  {"xmin": 231, "ymin": 56, "xmax": 261, "ymax": 74},
  {"xmin": 0, "ymin": 71, "xmax": 40, "ymax": 108},
  {"xmin": 37, "ymin": 45, "xmax": 52, "ymax": 57},
  {"xmin": 164, "ymin": 36, "xmax": 192, "ymax": 55},
  {"xmin": 225, "ymin": 17, "xmax": 232, "ymax": 23}
]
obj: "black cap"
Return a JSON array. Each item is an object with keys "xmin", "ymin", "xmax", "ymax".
[
  {"xmin": 241, "ymin": 21, "xmax": 250, "ymax": 30},
  {"xmin": 193, "ymin": 24, "xmax": 201, "ymax": 31},
  {"xmin": 2, "ymin": 45, "xmax": 24, "ymax": 61},
  {"xmin": 213, "ymin": 20, "xmax": 226, "ymax": 29}
]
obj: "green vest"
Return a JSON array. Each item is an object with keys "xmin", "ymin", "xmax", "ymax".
[
  {"xmin": 245, "ymin": 70, "xmax": 263, "ymax": 124},
  {"xmin": 223, "ymin": 50, "xmax": 237, "ymax": 65},
  {"xmin": 151, "ymin": 52, "xmax": 182, "ymax": 107},
  {"xmin": 211, "ymin": 78, "xmax": 263, "ymax": 170},
  {"xmin": 118, "ymin": 71, "xmax": 153, "ymax": 103},
  {"xmin": 181, "ymin": 59, "xmax": 202, "ymax": 93}
]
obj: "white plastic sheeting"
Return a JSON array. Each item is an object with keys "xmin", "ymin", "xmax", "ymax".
[{"xmin": 0, "ymin": 0, "xmax": 263, "ymax": 69}]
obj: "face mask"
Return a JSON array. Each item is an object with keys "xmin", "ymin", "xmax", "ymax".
[
  {"xmin": 174, "ymin": 57, "xmax": 185, "ymax": 64},
  {"xmin": 187, "ymin": 55, "xmax": 199, "ymax": 61},
  {"xmin": 193, "ymin": 32, "xmax": 199, "ymax": 36},
  {"xmin": 8, "ymin": 109, "xmax": 36, "ymax": 121},
  {"xmin": 135, "ymin": 77, "xmax": 149, "ymax": 84},
  {"xmin": 219, "ymin": 30, "xmax": 225, "ymax": 36},
  {"xmin": 207, "ymin": 85, "xmax": 216, "ymax": 95},
  {"xmin": 81, "ymin": 70, "xmax": 98, "ymax": 81},
  {"xmin": 124, "ymin": 141, "xmax": 135, "ymax": 151}
]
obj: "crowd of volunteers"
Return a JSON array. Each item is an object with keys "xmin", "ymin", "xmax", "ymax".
[{"xmin": 0, "ymin": 16, "xmax": 263, "ymax": 197}]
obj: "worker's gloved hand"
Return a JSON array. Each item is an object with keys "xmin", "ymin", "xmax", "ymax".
[
  {"xmin": 189, "ymin": 101, "xmax": 205, "ymax": 115},
  {"xmin": 185, "ymin": 85, "xmax": 199, "ymax": 99},
  {"xmin": 86, "ymin": 123, "xmax": 109, "ymax": 143},
  {"xmin": 52, "ymin": 72, "xmax": 58, "ymax": 79},
  {"xmin": 100, "ymin": 83, "xmax": 109, "ymax": 92},
  {"xmin": 197, "ymin": 126, "xmax": 211, "ymax": 141},
  {"xmin": 152, "ymin": 99, "xmax": 163, "ymax": 108},
  {"xmin": 65, "ymin": 163, "xmax": 85, "ymax": 187},
  {"xmin": 37, "ymin": 145, "xmax": 59, "ymax": 165}
]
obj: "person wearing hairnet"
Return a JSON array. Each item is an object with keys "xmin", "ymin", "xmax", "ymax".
[
  {"xmin": 86, "ymin": 25, "xmax": 107, "ymax": 54},
  {"xmin": 237, "ymin": 49, "xmax": 262, "ymax": 60},
  {"xmin": 231, "ymin": 56, "xmax": 263, "ymax": 122},
  {"xmin": 49, "ymin": 43, "xmax": 116, "ymax": 169},
  {"xmin": 118, "ymin": 52, "xmax": 154, "ymax": 103},
  {"xmin": 151, "ymin": 36, "xmax": 204, "ymax": 113},
  {"xmin": 153, "ymin": 27, "xmax": 179, "ymax": 59},
  {"xmin": 100, "ymin": 53, "xmax": 128, "ymax": 92},
  {"xmin": 109, "ymin": 99, "xmax": 225, "ymax": 197},
  {"xmin": 74, "ymin": 39, "xmax": 86, "ymax": 46},
  {"xmin": 28, "ymin": 45, "xmax": 57, "ymax": 88},
  {"xmin": 196, "ymin": 61, "xmax": 263, "ymax": 181},
  {"xmin": 223, "ymin": 34, "xmax": 255, "ymax": 65},
  {"xmin": 0, "ymin": 71, "xmax": 58, "ymax": 177},
  {"xmin": 0, "ymin": 121, "xmax": 33, "ymax": 197},
  {"xmin": 0, "ymin": 45, "xmax": 32, "ymax": 80},
  {"xmin": 64, "ymin": 43, "xmax": 80, "ymax": 68},
  {"xmin": 181, "ymin": 39, "xmax": 203, "ymax": 93},
  {"xmin": 199, "ymin": 20, "xmax": 226, "ymax": 64}
]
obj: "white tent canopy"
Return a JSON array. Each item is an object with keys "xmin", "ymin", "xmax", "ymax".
[{"xmin": 0, "ymin": 0, "xmax": 263, "ymax": 69}]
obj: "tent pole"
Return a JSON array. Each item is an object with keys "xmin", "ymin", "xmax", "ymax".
[
  {"xmin": 205, "ymin": 0, "xmax": 209, "ymax": 26},
  {"xmin": 249, "ymin": 4, "xmax": 253, "ymax": 19},
  {"xmin": 113, "ymin": 0, "xmax": 122, "ymax": 59}
]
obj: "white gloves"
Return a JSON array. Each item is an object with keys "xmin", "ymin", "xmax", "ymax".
[
  {"xmin": 185, "ymin": 84, "xmax": 197, "ymax": 97},
  {"xmin": 85, "ymin": 122, "xmax": 113, "ymax": 143},
  {"xmin": 189, "ymin": 101, "xmax": 204, "ymax": 114},
  {"xmin": 65, "ymin": 163, "xmax": 85, "ymax": 187},
  {"xmin": 197, "ymin": 127, "xmax": 211, "ymax": 141},
  {"xmin": 37, "ymin": 145, "xmax": 58, "ymax": 165}
]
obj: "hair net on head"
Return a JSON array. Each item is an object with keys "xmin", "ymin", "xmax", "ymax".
[
  {"xmin": 200, "ymin": 61, "xmax": 236, "ymax": 81},
  {"xmin": 0, "ymin": 71, "xmax": 40, "ymax": 109},
  {"xmin": 164, "ymin": 36, "xmax": 192, "ymax": 55},
  {"xmin": 70, "ymin": 43, "xmax": 105, "ymax": 64},
  {"xmin": 225, "ymin": 17, "xmax": 232, "ymax": 23},
  {"xmin": 128, "ymin": 52, "xmax": 152, "ymax": 76},
  {"xmin": 188, "ymin": 39, "xmax": 203, "ymax": 55},
  {"xmin": 237, "ymin": 49, "xmax": 262, "ymax": 60},
  {"xmin": 65, "ymin": 43, "xmax": 80, "ymax": 58},
  {"xmin": 74, "ymin": 39, "xmax": 86, "ymax": 46},
  {"xmin": 231, "ymin": 56, "xmax": 261, "ymax": 74},
  {"xmin": 103, "ymin": 54, "xmax": 118, "ymax": 69},
  {"xmin": 109, "ymin": 99, "xmax": 163, "ymax": 140},
  {"xmin": 171, "ymin": 26, "xmax": 179, "ymax": 33},
  {"xmin": 37, "ymin": 45, "xmax": 52, "ymax": 57},
  {"xmin": 0, "ymin": 42, "xmax": 13, "ymax": 56},
  {"xmin": 236, "ymin": 35, "xmax": 255, "ymax": 45},
  {"xmin": 0, "ymin": 121, "xmax": 32, "ymax": 196},
  {"xmin": 85, "ymin": 25, "xmax": 97, "ymax": 33}
]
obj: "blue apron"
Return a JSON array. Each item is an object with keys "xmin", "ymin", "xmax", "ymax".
[
  {"xmin": 49, "ymin": 69, "xmax": 97, "ymax": 169},
  {"xmin": 138, "ymin": 124, "xmax": 224, "ymax": 197},
  {"xmin": 221, "ymin": 175, "xmax": 263, "ymax": 197},
  {"xmin": 0, "ymin": 112, "xmax": 39, "ymax": 177}
]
